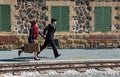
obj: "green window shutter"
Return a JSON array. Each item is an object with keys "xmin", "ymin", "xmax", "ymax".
[
  {"xmin": 51, "ymin": 6, "xmax": 61, "ymax": 31},
  {"xmin": 0, "ymin": 5, "xmax": 11, "ymax": 32},
  {"xmin": 94, "ymin": 7, "xmax": 103, "ymax": 31},
  {"xmin": 103, "ymin": 7, "xmax": 111, "ymax": 31},
  {"xmin": 51, "ymin": 6, "xmax": 69, "ymax": 32},
  {"xmin": 94, "ymin": 6, "xmax": 111, "ymax": 32}
]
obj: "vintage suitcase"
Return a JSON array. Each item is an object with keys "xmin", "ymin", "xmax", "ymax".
[{"xmin": 24, "ymin": 43, "xmax": 40, "ymax": 53}]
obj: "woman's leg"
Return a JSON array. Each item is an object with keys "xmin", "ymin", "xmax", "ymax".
[
  {"xmin": 37, "ymin": 39, "xmax": 49, "ymax": 56},
  {"xmin": 18, "ymin": 46, "xmax": 24, "ymax": 56},
  {"xmin": 34, "ymin": 52, "xmax": 40, "ymax": 60}
]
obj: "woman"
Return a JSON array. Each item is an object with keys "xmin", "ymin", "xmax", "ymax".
[
  {"xmin": 18, "ymin": 21, "xmax": 40, "ymax": 60},
  {"xmin": 28, "ymin": 21, "xmax": 40, "ymax": 60}
]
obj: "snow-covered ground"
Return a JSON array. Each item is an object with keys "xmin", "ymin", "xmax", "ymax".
[
  {"xmin": 1, "ymin": 69, "xmax": 120, "ymax": 77},
  {"xmin": 1, "ymin": 49, "xmax": 120, "ymax": 77}
]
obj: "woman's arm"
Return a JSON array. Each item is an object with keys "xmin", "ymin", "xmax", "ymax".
[{"xmin": 39, "ymin": 31, "xmax": 45, "ymax": 39}]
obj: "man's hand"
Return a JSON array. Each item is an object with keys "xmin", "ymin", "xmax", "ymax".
[
  {"xmin": 39, "ymin": 31, "xmax": 46, "ymax": 39},
  {"xmin": 42, "ymin": 35, "xmax": 46, "ymax": 39}
]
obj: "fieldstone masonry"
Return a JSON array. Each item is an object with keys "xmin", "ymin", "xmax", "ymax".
[
  {"xmin": 55, "ymin": 34, "xmax": 88, "ymax": 48},
  {"xmin": 6, "ymin": 0, "xmax": 120, "ymax": 48},
  {"xmin": 72, "ymin": 0, "xmax": 92, "ymax": 33},
  {"xmin": 14, "ymin": 0, "xmax": 48, "ymax": 34},
  {"xmin": 114, "ymin": 5, "xmax": 120, "ymax": 30}
]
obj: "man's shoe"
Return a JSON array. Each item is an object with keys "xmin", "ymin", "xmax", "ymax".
[
  {"xmin": 55, "ymin": 54, "xmax": 61, "ymax": 58},
  {"xmin": 34, "ymin": 57, "xmax": 40, "ymax": 60},
  {"xmin": 18, "ymin": 50, "xmax": 22, "ymax": 56}
]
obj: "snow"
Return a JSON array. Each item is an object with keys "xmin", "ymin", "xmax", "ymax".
[{"xmin": 1, "ymin": 69, "xmax": 120, "ymax": 77}]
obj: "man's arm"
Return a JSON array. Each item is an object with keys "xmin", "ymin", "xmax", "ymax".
[
  {"xmin": 43, "ymin": 25, "xmax": 49, "ymax": 35},
  {"xmin": 39, "ymin": 25, "xmax": 49, "ymax": 38}
]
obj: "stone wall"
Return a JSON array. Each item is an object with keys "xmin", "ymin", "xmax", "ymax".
[
  {"xmin": 1, "ymin": 0, "xmax": 120, "ymax": 49},
  {"xmin": 55, "ymin": 33, "xmax": 120, "ymax": 49},
  {"xmin": 55, "ymin": 34, "xmax": 88, "ymax": 48},
  {"xmin": 72, "ymin": 0, "xmax": 92, "ymax": 33},
  {"xmin": 14, "ymin": 0, "xmax": 48, "ymax": 34}
]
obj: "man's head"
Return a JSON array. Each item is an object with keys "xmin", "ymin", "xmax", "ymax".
[{"xmin": 51, "ymin": 18, "xmax": 57, "ymax": 25}]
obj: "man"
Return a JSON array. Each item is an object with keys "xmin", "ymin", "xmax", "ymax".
[{"xmin": 38, "ymin": 18, "xmax": 61, "ymax": 58}]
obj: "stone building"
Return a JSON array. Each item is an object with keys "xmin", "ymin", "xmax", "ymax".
[{"xmin": 0, "ymin": 0, "xmax": 120, "ymax": 49}]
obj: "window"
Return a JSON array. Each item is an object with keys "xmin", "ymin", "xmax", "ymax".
[
  {"xmin": 0, "ymin": 4, "xmax": 11, "ymax": 32},
  {"xmin": 94, "ymin": 6, "xmax": 111, "ymax": 32},
  {"xmin": 51, "ymin": 6, "xmax": 69, "ymax": 32}
]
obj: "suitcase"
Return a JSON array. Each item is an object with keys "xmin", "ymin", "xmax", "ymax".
[{"xmin": 24, "ymin": 43, "xmax": 40, "ymax": 53}]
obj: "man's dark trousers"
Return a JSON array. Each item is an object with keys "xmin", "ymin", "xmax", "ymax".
[{"xmin": 40, "ymin": 38, "xmax": 59, "ymax": 57}]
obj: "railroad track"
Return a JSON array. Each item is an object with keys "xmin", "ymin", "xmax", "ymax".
[{"xmin": 0, "ymin": 60, "xmax": 120, "ymax": 74}]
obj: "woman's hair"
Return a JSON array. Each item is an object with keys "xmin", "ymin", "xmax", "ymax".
[{"xmin": 30, "ymin": 21, "xmax": 36, "ymax": 27}]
